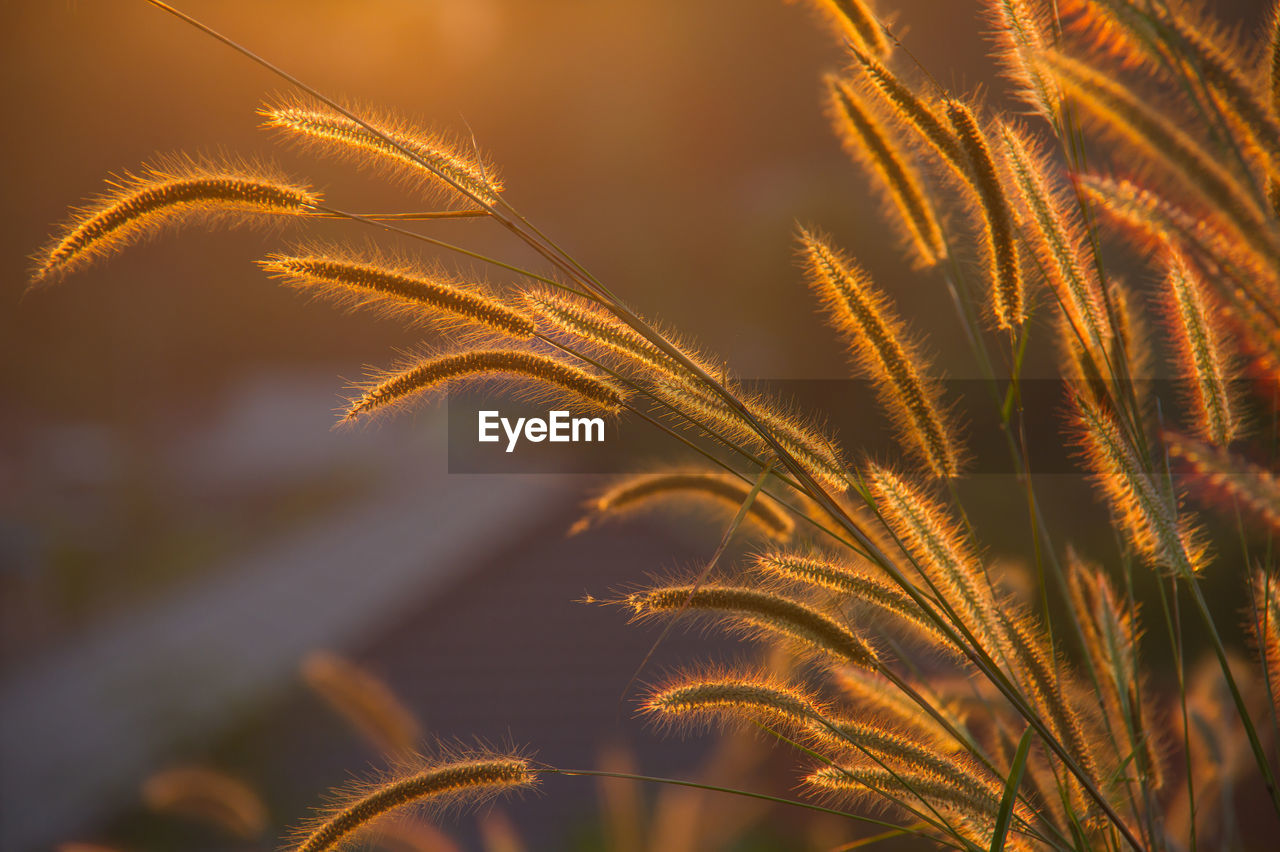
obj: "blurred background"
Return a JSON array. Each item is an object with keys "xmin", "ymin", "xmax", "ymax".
[{"xmin": 1, "ymin": 1, "xmax": 1273, "ymax": 850}]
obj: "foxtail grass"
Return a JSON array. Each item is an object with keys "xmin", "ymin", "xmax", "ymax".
[
  {"xmin": 1058, "ymin": 0, "xmax": 1280, "ymax": 182},
  {"xmin": 141, "ymin": 767, "xmax": 268, "ymax": 839},
  {"xmin": 301, "ymin": 651, "xmax": 423, "ymax": 760},
  {"xmin": 32, "ymin": 157, "xmax": 318, "ymax": 283},
  {"xmin": 826, "ymin": 75, "xmax": 947, "ymax": 268},
  {"xmin": 1038, "ymin": 50, "xmax": 1279, "ymax": 262},
  {"xmin": 1073, "ymin": 392, "xmax": 1208, "ymax": 576},
  {"xmin": 999, "ymin": 122, "xmax": 1110, "ymax": 358},
  {"xmin": 262, "ymin": 249, "xmax": 535, "ymax": 338},
  {"xmin": 799, "ymin": 0, "xmax": 890, "ymax": 58},
  {"xmin": 290, "ymin": 756, "xmax": 536, "ymax": 852},
  {"xmin": 865, "ymin": 464, "xmax": 1002, "ymax": 647},
  {"xmin": 261, "ymin": 97, "xmax": 501, "ymax": 207},
  {"xmin": 1250, "ymin": 568, "xmax": 1280, "ymax": 709},
  {"xmin": 755, "ymin": 550, "xmax": 959, "ymax": 655},
  {"xmin": 805, "ymin": 764, "xmax": 1027, "ymax": 850},
  {"xmin": 643, "ymin": 670, "xmax": 829, "ymax": 735},
  {"xmin": 945, "ymin": 99, "xmax": 1025, "ymax": 331},
  {"xmin": 625, "ymin": 583, "xmax": 879, "ymax": 670},
  {"xmin": 1167, "ymin": 431, "xmax": 1280, "ymax": 536},
  {"xmin": 846, "ymin": 47, "xmax": 968, "ymax": 179},
  {"xmin": 1065, "ymin": 549, "xmax": 1164, "ymax": 793},
  {"xmin": 573, "ymin": 471, "xmax": 795, "ymax": 541},
  {"xmin": 343, "ymin": 348, "xmax": 625, "ymax": 421},
  {"xmin": 1160, "ymin": 250, "xmax": 1241, "ymax": 448},
  {"xmin": 985, "ymin": 0, "xmax": 1061, "ymax": 124},
  {"xmin": 801, "ymin": 230, "xmax": 964, "ymax": 478}
]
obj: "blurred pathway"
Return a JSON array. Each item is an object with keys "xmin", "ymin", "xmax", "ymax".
[{"xmin": 0, "ymin": 380, "xmax": 572, "ymax": 850}]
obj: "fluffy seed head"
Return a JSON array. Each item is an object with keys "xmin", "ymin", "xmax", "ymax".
[
  {"xmin": 261, "ymin": 98, "xmax": 501, "ymax": 207},
  {"xmin": 847, "ymin": 48, "xmax": 968, "ymax": 177},
  {"xmin": 1065, "ymin": 548, "xmax": 1164, "ymax": 791},
  {"xmin": 1161, "ymin": 250, "xmax": 1241, "ymax": 447},
  {"xmin": 643, "ymin": 671, "xmax": 827, "ymax": 733},
  {"xmin": 263, "ymin": 249, "xmax": 535, "ymax": 338},
  {"xmin": 651, "ymin": 377, "xmax": 852, "ymax": 492},
  {"xmin": 141, "ymin": 767, "xmax": 267, "ymax": 839},
  {"xmin": 1059, "ymin": 0, "xmax": 1280, "ymax": 180},
  {"xmin": 1167, "ymin": 431, "xmax": 1280, "ymax": 536},
  {"xmin": 1078, "ymin": 174, "xmax": 1280, "ymax": 380},
  {"xmin": 302, "ymin": 651, "xmax": 423, "ymax": 760},
  {"xmin": 865, "ymin": 464, "xmax": 1003, "ymax": 652},
  {"xmin": 1037, "ymin": 50, "xmax": 1278, "ymax": 262},
  {"xmin": 344, "ymin": 349, "xmax": 626, "ymax": 421},
  {"xmin": 945, "ymin": 100, "xmax": 1024, "ymax": 330},
  {"xmin": 999, "ymin": 122, "xmax": 1110, "ymax": 357},
  {"xmin": 525, "ymin": 289, "xmax": 850, "ymax": 490},
  {"xmin": 984, "ymin": 0, "xmax": 1061, "ymax": 122},
  {"xmin": 832, "ymin": 668, "xmax": 960, "ymax": 751},
  {"xmin": 33, "ymin": 157, "xmax": 319, "ymax": 283},
  {"xmin": 826, "ymin": 75, "xmax": 947, "ymax": 267},
  {"xmin": 291, "ymin": 756, "xmax": 536, "ymax": 852},
  {"xmin": 1249, "ymin": 567, "xmax": 1280, "ymax": 708},
  {"xmin": 806, "ymin": 762, "xmax": 1039, "ymax": 851},
  {"xmin": 800, "ymin": 230, "xmax": 964, "ymax": 478},
  {"xmin": 815, "ymin": 717, "xmax": 1016, "ymax": 823},
  {"xmin": 575, "ymin": 471, "xmax": 794, "ymax": 540},
  {"xmin": 799, "ymin": 0, "xmax": 890, "ymax": 57},
  {"xmin": 1073, "ymin": 393, "xmax": 1208, "ymax": 575},
  {"xmin": 626, "ymin": 583, "xmax": 879, "ymax": 670},
  {"xmin": 524, "ymin": 289, "xmax": 721, "ymax": 381},
  {"xmin": 755, "ymin": 550, "xmax": 960, "ymax": 655}
]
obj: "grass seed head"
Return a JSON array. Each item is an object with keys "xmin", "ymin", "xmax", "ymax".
[
  {"xmin": 261, "ymin": 97, "xmax": 501, "ymax": 207},
  {"xmin": 343, "ymin": 348, "xmax": 626, "ymax": 422},
  {"xmin": 263, "ymin": 248, "xmax": 535, "ymax": 338},
  {"xmin": 33, "ymin": 157, "xmax": 319, "ymax": 283}
]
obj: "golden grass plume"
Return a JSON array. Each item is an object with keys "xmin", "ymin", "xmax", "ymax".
[
  {"xmin": 944, "ymin": 99, "xmax": 1025, "ymax": 330},
  {"xmin": 642, "ymin": 669, "xmax": 828, "ymax": 736},
  {"xmin": 302, "ymin": 650, "xmax": 424, "ymax": 760},
  {"xmin": 261, "ymin": 97, "xmax": 501, "ymax": 207},
  {"xmin": 754, "ymin": 549, "xmax": 959, "ymax": 655},
  {"xmin": 1167, "ymin": 430, "xmax": 1280, "ymax": 536},
  {"xmin": 290, "ymin": 754, "xmax": 537, "ymax": 852},
  {"xmin": 846, "ymin": 47, "xmax": 968, "ymax": 178},
  {"xmin": 1249, "ymin": 567, "xmax": 1280, "ymax": 708},
  {"xmin": 343, "ymin": 348, "xmax": 626, "ymax": 422},
  {"xmin": 796, "ymin": 0, "xmax": 890, "ymax": 58},
  {"xmin": 141, "ymin": 766, "xmax": 268, "ymax": 839},
  {"xmin": 1072, "ymin": 392, "xmax": 1208, "ymax": 576},
  {"xmin": 998, "ymin": 121, "xmax": 1110, "ymax": 358},
  {"xmin": 984, "ymin": 0, "xmax": 1061, "ymax": 123},
  {"xmin": 1065, "ymin": 548, "xmax": 1164, "ymax": 791},
  {"xmin": 32, "ymin": 156, "xmax": 318, "ymax": 283},
  {"xmin": 825, "ymin": 75, "xmax": 947, "ymax": 268},
  {"xmin": 625, "ymin": 582, "xmax": 879, "ymax": 670},
  {"xmin": 1037, "ymin": 50, "xmax": 1277, "ymax": 263},
  {"xmin": 864, "ymin": 464, "xmax": 1000, "ymax": 648},
  {"xmin": 262, "ymin": 247, "xmax": 535, "ymax": 338},
  {"xmin": 571, "ymin": 470, "xmax": 794, "ymax": 540},
  {"xmin": 1160, "ymin": 249, "xmax": 1241, "ymax": 447},
  {"xmin": 800, "ymin": 230, "xmax": 964, "ymax": 478}
]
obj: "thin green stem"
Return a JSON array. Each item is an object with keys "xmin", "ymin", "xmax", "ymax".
[{"xmin": 542, "ymin": 767, "xmax": 945, "ymax": 840}]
